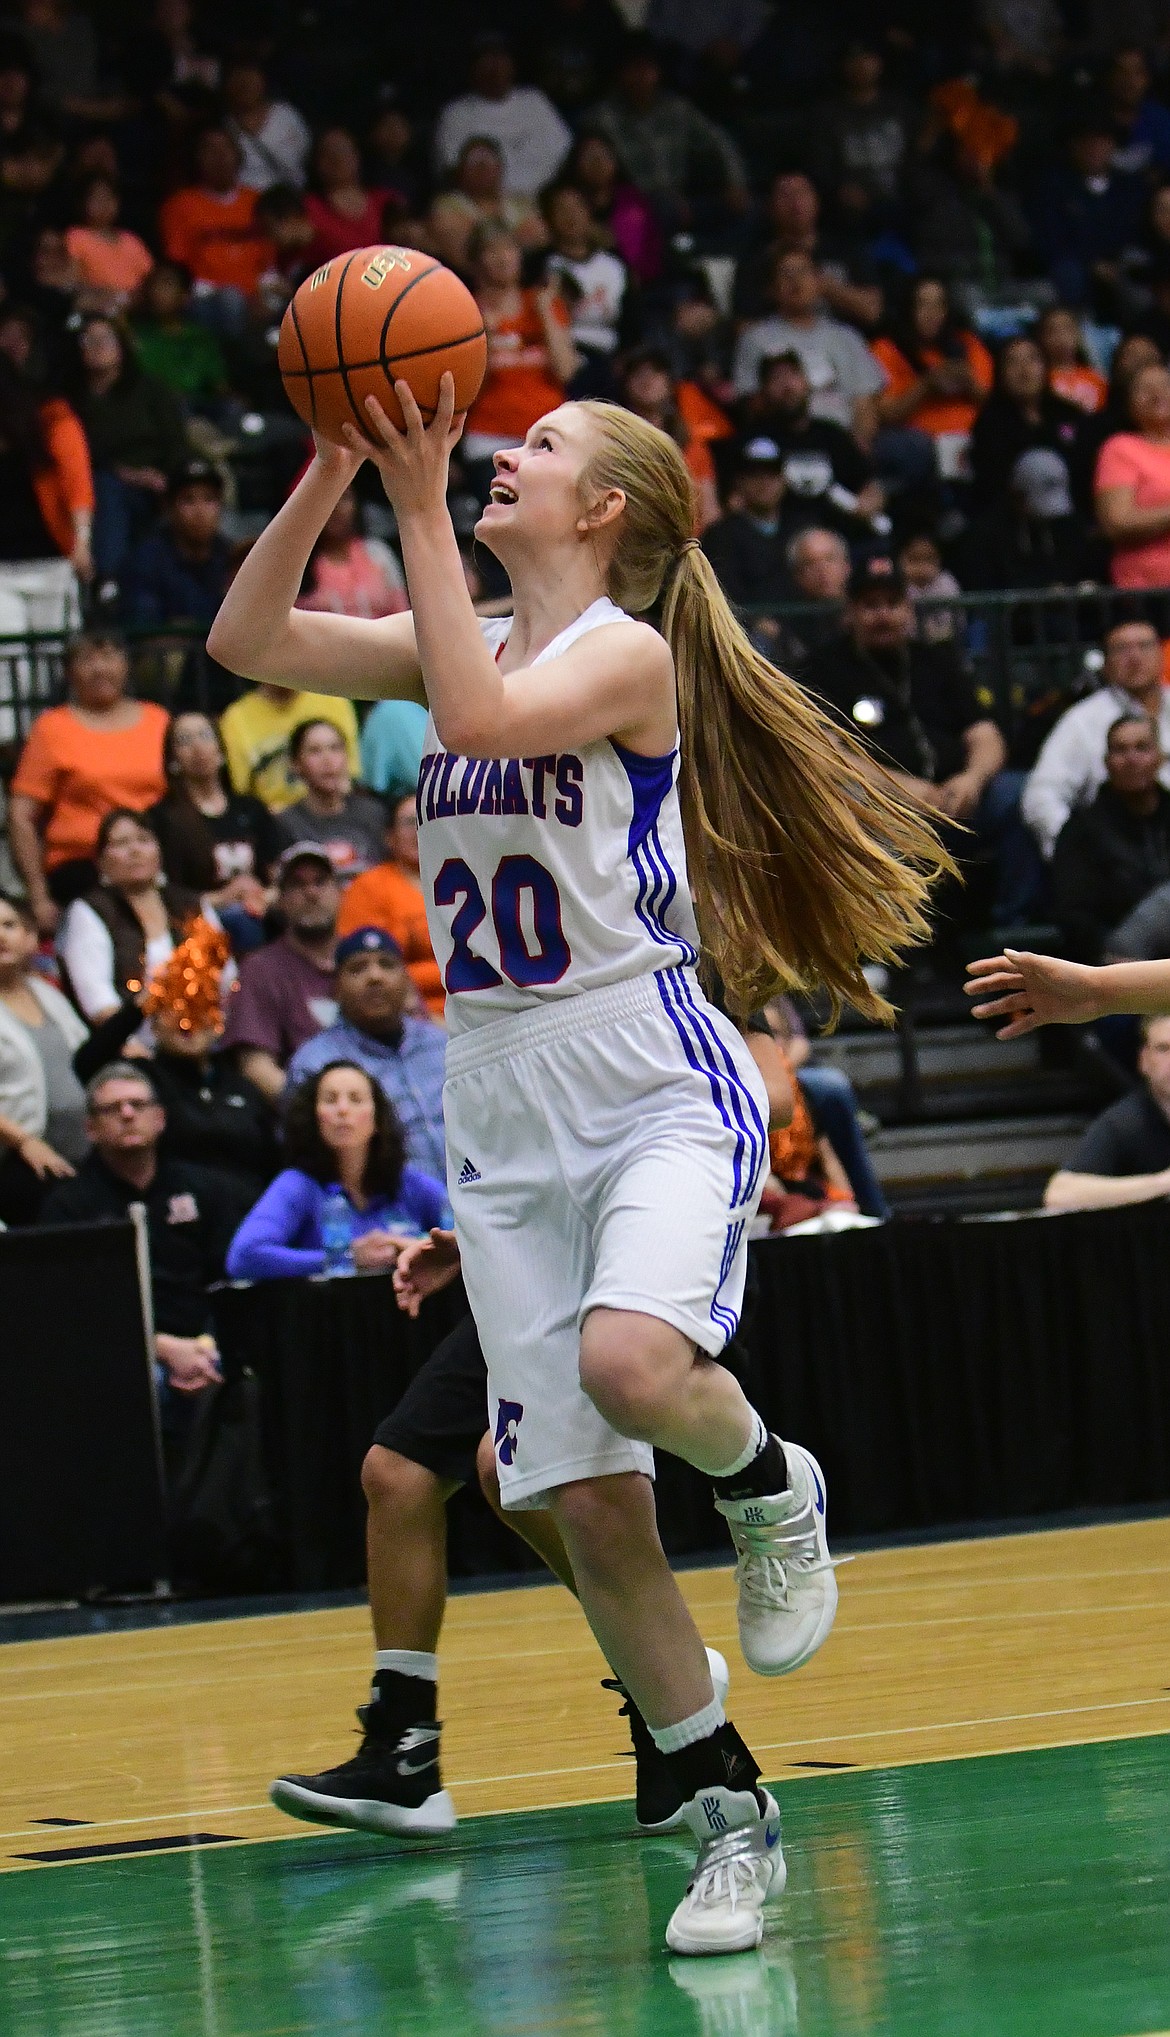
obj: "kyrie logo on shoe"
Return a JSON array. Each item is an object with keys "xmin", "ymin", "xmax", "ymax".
[
  {"xmin": 457, "ymin": 1158, "xmax": 482, "ymax": 1185},
  {"xmin": 701, "ymin": 1794, "xmax": 729, "ymax": 1833},
  {"xmin": 494, "ymin": 1398, "xmax": 524, "ymax": 1466}
]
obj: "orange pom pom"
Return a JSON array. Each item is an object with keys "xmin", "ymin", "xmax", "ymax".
[{"xmin": 142, "ymin": 916, "xmax": 231, "ymax": 1036}]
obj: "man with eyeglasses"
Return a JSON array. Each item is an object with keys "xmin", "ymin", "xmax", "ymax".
[{"xmin": 41, "ymin": 1061, "xmax": 250, "ymax": 1396}]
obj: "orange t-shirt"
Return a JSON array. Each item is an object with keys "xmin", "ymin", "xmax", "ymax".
[
  {"xmin": 466, "ymin": 291, "xmax": 568, "ymax": 441},
  {"xmin": 1095, "ymin": 432, "xmax": 1170, "ymax": 588},
  {"xmin": 336, "ymin": 860, "xmax": 444, "ymax": 1019},
  {"xmin": 1049, "ymin": 363, "xmax": 1106, "ymax": 414},
  {"xmin": 65, "ymin": 226, "xmax": 154, "ymax": 297},
  {"xmin": 159, "ymin": 185, "xmax": 272, "ymax": 294},
  {"xmin": 12, "ymin": 701, "xmax": 169, "ymax": 868},
  {"xmin": 871, "ymin": 331, "xmax": 994, "ymax": 436}
]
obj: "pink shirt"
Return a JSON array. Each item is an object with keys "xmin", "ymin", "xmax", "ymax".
[
  {"xmin": 1096, "ymin": 432, "xmax": 1170, "ymax": 587},
  {"xmin": 304, "ymin": 191, "xmax": 391, "ymax": 266},
  {"xmin": 298, "ymin": 539, "xmax": 408, "ymax": 619}
]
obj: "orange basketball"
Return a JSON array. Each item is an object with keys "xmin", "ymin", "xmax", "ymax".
[{"xmin": 278, "ymin": 246, "xmax": 487, "ymax": 445}]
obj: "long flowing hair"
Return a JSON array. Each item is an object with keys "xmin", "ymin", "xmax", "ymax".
[{"xmin": 575, "ymin": 399, "xmax": 954, "ymax": 1022}]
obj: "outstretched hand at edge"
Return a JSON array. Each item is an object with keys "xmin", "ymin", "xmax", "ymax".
[{"xmin": 965, "ymin": 949, "xmax": 1106, "ymax": 1038}]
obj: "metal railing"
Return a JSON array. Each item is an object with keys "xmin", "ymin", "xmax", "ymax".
[
  {"xmin": 0, "ymin": 583, "xmax": 1165, "ymax": 764},
  {"xmin": 0, "ymin": 625, "xmax": 215, "ymax": 754},
  {"xmin": 742, "ymin": 583, "xmax": 1169, "ymax": 766}
]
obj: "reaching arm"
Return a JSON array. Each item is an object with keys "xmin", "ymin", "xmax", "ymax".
[
  {"xmin": 205, "ymin": 438, "xmax": 424, "ymax": 703},
  {"xmin": 1044, "ymin": 1166, "xmax": 1170, "ymax": 1212},
  {"xmin": 351, "ymin": 377, "xmax": 677, "ymax": 758},
  {"xmin": 966, "ymin": 949, "xmax": 1170, "ymax": 1035}
]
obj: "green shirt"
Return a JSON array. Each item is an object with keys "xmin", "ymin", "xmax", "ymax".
[{"xmin": 131, "ymin": 321, "xmax": 227, "ymax": 402}]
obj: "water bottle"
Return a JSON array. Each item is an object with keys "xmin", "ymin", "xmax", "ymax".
[{"xmin": 319, "ymin": 1187, "xmax": 354, "ymax": 1277}]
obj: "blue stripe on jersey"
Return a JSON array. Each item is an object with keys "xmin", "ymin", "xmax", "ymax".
[
  {"xmin": 612, "ymin": 741, "xmax": 699, "ymax": 968},
  {"xmin": 657, "ymin": 966, "xmax": 754, "ymax": 1206},
  {"xmin": 676, "ymin": 974, "xmax": 768, "ymax": 1210},
  {"xmin": 710, "ymin": 1218, "xmax": 746, "ymax": 1341}
]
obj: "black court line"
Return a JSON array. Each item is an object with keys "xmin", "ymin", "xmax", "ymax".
[
  {"xmin": 16, "ymin": 1832, "xmax": 243, "ymax": 1864},
  {"xmin": 789, "ymin": 1760, "xmax": 855, "ymax": 1770},
  {"xmin": 29, "ymin": 1817, "xmax": 92, "ymax": 1827}
]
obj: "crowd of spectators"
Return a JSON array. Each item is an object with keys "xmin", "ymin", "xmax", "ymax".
[
  {"xmin": 0, "ymin": 7, "xmax": 1168, "ymax": 634},
  {"xmin": 9, "ymin": 2, "xmax": 1170, "ymax": 1388}
]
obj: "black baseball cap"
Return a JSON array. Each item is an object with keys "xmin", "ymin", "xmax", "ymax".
[
  {"xmin": 167, "ymin": 458, "xmax": 224, "ymax": 501},
  {"xmin": 737, "ymin": 435, "xmax": 785, "ymax": 469},
  {"xmin": 848, "ymin": 556, "xmax": 907, "ymax": 602}
]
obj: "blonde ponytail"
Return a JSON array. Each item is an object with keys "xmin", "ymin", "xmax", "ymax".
[{"xmin": 577, "ymin": 400, "xmax": 954, "ymax": 1023}]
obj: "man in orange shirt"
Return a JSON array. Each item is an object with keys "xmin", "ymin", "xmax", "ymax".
[
  {"xmin": 336, "ymin": 794, "xmax": 443, "ymax": 1020},
  {"xmin": 159, "ymin": 128, "xmax": 273, "ymax": 332}
]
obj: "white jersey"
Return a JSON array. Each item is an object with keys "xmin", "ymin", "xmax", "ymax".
[{"xmin": 416, "ymin": 596, "xmax": 700, "ymax": 1034}]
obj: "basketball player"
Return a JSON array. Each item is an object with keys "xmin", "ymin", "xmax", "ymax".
[
  {"xmin": 968, "ymin": 949, "xmax": 1170, "ymax": 1032},
  {"xmin": 270, "ymin": 1009, "xmax": 793, "ymax": 1842},
  {"xmin": 208, "ymin": 381, "xmax": 944, "ymax": 1954}
]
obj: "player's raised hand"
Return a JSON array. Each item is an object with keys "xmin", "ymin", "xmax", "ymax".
[
  {"xmin": 344, "ymin": 373, "xmax": 463, "ymax": 519},
  {"xmin": 392, "ymin": 1228, "xmax": 462, "ymax": 1318},
  {"xmin": 311, "ymin": 430, "xmax": 366, "ymax": 482},
  {"xmin": 965, "ymin": 948, "xmax": 1106, "ymax": 1037}
]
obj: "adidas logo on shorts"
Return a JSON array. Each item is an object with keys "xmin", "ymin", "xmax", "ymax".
[{"xmin": 457, "ymin": 1158, "xmax": 482, "ymax": 1186}]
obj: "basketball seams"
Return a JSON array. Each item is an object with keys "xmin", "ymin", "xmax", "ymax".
[
  {"xmin": 377, "ymin": 259, "xmax": 440, "ymax": 361},
  {"xmin": 280, "ymin": 328, "xmax": 486, "ymax": 377},
  {"xmin": 286, "ymin": 294, "xmax": 317, "ymax": 427},
  {"xmin": 332, "ymin": 252, "xmax": 368, "ymax": 435}
]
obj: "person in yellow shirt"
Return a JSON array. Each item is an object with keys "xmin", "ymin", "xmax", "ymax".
[{"xmin": 219, "ymin": 682, "xmax": 361, "ymax": 811}]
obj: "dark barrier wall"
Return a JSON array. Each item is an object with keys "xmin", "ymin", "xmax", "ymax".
[
  {"xmin": 5, "ymin": 1209, "xmax": 1169, "ymax": 1601},
  {"xmin": 214, "ymin": 1207, "xmax": 1170, "ymax": 1590},
  {"xmin": 744, "ymin": 1207, "xmax": 1170, "ymax": 1534},
  {"xmin": 0, "ymin": 1219, "xmax": 167, "ymax": 1600}
]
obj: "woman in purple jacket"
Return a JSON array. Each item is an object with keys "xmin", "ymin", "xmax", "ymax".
[{"xmin": 226, "ymin": 1059, "xmax": 451, "ymax": 1281}]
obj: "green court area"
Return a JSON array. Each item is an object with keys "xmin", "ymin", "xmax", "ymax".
[{"xmin": 4, "ymin": 1735, "xmax": 1169, "ymax": 2037}]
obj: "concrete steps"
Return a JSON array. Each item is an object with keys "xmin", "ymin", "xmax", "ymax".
[{"xmin": 805, "ymin": 1019, "xmax": 1097, "ymax": 1215}]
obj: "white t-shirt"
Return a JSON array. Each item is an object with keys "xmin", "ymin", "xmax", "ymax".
[
  {"xmin": 229, "ymin": 102, "xmax": 311, "ymax": 190},
  {"xmin": 731, "ymin": 313, "xmax": 886, "ymax": 427},
  {"xmin": 546, "ymin": 249, "xmax": 627, "ymax": 353},
  {"xmin": 433, "ymin": 87, "xmax": 571, "ymax": 197}
]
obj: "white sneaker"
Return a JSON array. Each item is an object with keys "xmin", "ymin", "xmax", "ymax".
[
  {"xmin": 665, "ymin": 1788, "xmax": 786, "ymax": 1956},
  {"xmin": 715, "ymin": 1440, "xmax": 838, "ymax": 1676}
]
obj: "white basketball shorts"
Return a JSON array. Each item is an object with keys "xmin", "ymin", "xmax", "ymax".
[{"xmin": 442, "ymin": 964, "xmax": 770, "ymax": 1509}]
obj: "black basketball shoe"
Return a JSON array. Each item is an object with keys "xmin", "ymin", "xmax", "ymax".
[
  {"xmin": 604, "ymin": 1646, "xmax": 730, "ymax": 1833},
  {"xmin": 270, "ymin": 1709, "xmax": 456, "ymax": 1837}
]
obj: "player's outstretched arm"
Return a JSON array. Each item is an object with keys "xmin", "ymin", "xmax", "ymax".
[
  {"xmin": 355, "ymin": 376, "xmax": 676, "ymax": 758},
  {"xmin": 966, "ymin": 948, "xmax": 1170, "ymax": 1036},
  {"xmin": 206, "ymin": 435, "xmax": 424, "ymax": 702}
]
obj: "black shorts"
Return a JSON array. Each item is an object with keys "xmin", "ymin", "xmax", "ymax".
[
  {"xmin": 371, "ymin": 1312, "xmax": 488, "ymax": 1486},
  {"xmin": 368, "ymin": 1251, "xmax": 760, "ymax": 1487}
]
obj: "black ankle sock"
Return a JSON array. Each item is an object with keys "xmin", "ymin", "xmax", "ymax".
[
  {"xmin": 711, "ymin": 1432, "xmax": 788, "ymax": 1503},
  {"xmin": 366, "ymin": 1668, "xmax": 438, "ymax": 1742},
  {"xmin": 663, "ymin": 1722, "xmax": 765, "ymax": 1810}
]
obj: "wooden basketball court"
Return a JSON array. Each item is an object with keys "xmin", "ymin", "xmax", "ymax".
[{"xmin": 2, "ymin": 1515, "xmax": 1168, "ymax": 2034}]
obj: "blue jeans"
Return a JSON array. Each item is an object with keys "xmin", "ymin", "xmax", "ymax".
[
  {"xmin": 972, "ymin": 768, "xmax": 1049, "ymax": 929},
  {"xmin": 93, "ymin": 469, "xmax": 159, "ymax": 584},
  {"xmin": 800, "ymin": 1063, "xmax": 891, "ymax": 1220}
]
